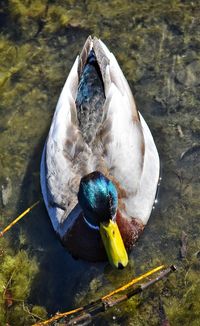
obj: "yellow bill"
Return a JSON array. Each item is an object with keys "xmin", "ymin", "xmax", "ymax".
[{"xmin": 100, "ymin": 220, "xmax": 128, "ymax": 269}]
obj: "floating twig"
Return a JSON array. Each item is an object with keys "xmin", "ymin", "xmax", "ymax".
[
  {"xmin": 0, "ymin": 200, "xmax": 40, "ymax": 237},
  {"xmin": 102, "ymin": 264, "xmax": 165, "ymax": 300},
  {"xmin": 33, "ymin": 265, "xmax": 177, "ymax": 326}
]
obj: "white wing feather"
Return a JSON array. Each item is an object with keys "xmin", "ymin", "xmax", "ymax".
[{"xmin": 94, "ymin": 40, "xmax": 159, "ymax": 224}]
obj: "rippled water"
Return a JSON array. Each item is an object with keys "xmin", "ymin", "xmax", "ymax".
[{"xmin": 0, "ymin": 1, "xmax": 200, "ymax": 325}]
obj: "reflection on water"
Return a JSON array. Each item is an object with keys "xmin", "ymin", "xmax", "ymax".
[{"xmin": 0, "ymin": 1, "xmax": 200, "ymax": 325}]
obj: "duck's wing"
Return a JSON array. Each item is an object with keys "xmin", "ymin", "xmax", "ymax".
[
  {"xmin": 41, "ymin": 40, "xmax": 95, "ymax": 235},
  {"xmin": 93, "ymin": 38, "xmax": 160, "ymax": 225}
]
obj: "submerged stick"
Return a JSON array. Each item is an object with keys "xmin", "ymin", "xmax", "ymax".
[
  {"xmin": 33, "ymin": 307, "xmax": 84, "ymax": 326},
  {"xmin": 33, "ymin": 264, "xmax": 176, "ymax": 326},
  {"xmin": 68, "ymin": 265, "xmax": 177, "ymax": 326},
  {"xmin": 0, "ymin": 200, "xmax": 40, "ymax": 237},
  {"xmin": 102, "ymin": 264, "xmax": 165, "ymax": 300}
]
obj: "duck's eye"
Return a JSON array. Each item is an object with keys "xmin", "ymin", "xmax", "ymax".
[{"xmin": 112, "ymin": 230, "xmax": 115, "ymax": 236}]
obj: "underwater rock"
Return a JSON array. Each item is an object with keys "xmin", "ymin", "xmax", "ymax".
[
  {"xmin": 1, "ymin": 177, "xmax": 12, "ymax": 206},
  {"xmin": 176, "ymin": 60, "xmax": 200, "ymax": 87}
]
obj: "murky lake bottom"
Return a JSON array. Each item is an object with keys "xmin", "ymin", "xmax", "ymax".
[{"xmin": 0, "ymin": 1, "xmax": 200, "ymax": 325}]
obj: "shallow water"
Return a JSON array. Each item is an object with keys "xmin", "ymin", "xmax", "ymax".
[{"xmin": 0, "ymin": 1, "xmax": 200, "ymax": 325}]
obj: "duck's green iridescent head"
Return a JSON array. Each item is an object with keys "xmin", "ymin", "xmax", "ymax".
[{"xmin": 78, "ymin": 171, "xmax": 128, "ymax": 269}]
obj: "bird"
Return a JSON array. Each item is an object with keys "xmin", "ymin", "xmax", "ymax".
[{"xmin": 40, "ymin": 36, "xmax": 160, "ymax": 269}]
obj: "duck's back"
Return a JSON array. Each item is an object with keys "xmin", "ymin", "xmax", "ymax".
[{"xmin": 76, "ymin": 49, "xmax": 105, "ymax": 144}]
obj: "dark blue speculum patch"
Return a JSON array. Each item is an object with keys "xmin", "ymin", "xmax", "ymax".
[
  {"xmin": 76, "ymin": 50, "xmax": 105, "ymax": 144},
  {"xmin": 78, "ymin": 171, "xmax": 118, "ymax": 227}
]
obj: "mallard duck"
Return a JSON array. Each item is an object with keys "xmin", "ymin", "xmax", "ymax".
[{"xmin": 40, "ymin": 36, "xmax": 160, "ymax": 269}]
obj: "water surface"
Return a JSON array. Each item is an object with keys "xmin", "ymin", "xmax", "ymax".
[{"xmin": 0, "ymin": 1, "xmax": 200, "ymax": 325}]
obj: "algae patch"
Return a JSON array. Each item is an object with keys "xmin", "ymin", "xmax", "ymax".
[{"xmin": 0, "ymin": 239, "xmax": 47, "ymax": 325}]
